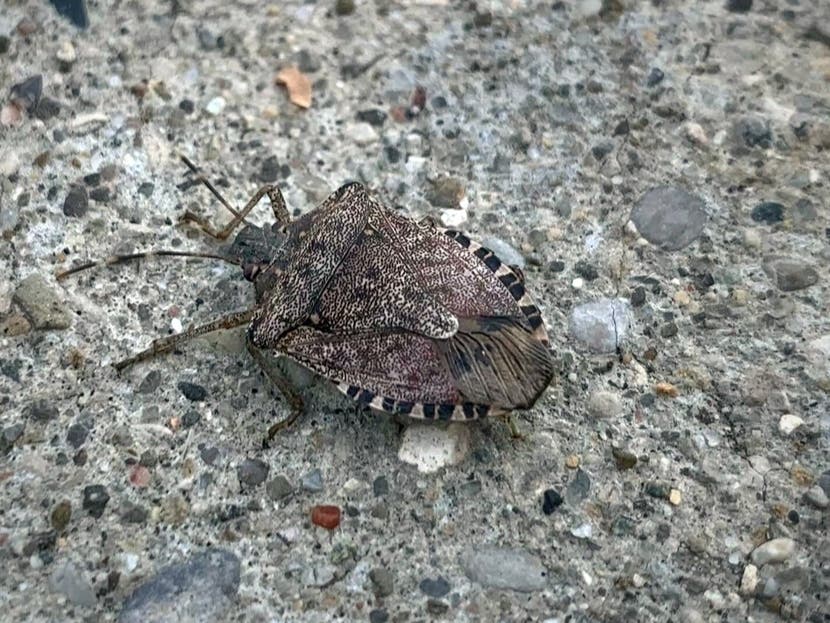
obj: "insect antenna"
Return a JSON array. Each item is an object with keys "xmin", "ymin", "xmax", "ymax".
[{"xmin": 56, "ymin": 250, "xmax": 241, "ymax": 280}]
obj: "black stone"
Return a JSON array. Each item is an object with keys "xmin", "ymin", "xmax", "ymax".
[
  {"xmin": 631, "ymin": 286, "xmax": 646, "ymax": 307},
  {"xmin": 751, "ymin": 202, "xmax": 785, "ymax": 225},
  {"xmin": 137, "ymin": 182, "xmax": 154, "ymax": 197},
  {"xmin": 335, "ymin": 0, "xmax": 355, "ymax": 16},
  {"xmin": 179, "ymin": 99, "xmax": 195, "ymax": 114},
  {"xmin": 48, "ymin": 0, "xmax": 89, "ymax": 28},
  {"xmin": 384, "ymin": 146, "xmax": 401, "ymax": 163},
  {"xmin": 182, "ymin": 410, "xmax": 201, "ymax": 428},
  {"xmin": 10, "ymin": 75, "xmax": 42, "ymax": 112},
  {"xmin": 178, "ymin": 381, "xmax": 207, "ymax": 401},
  {"xmin": 369, "ymin": 609, "xmax": 389, "ymax": 623},
  {"xmin": 357, "ymin": 109, "xmax": 387, "ymax": 127},
  {"xmin": 613, "ymin": 119, "xmax": 630, "ymax": 136},
  {"xmin": 542, "ymin": 489, "xmax": 563, "ymax": 515},
  {"xmin": 63, "ymin": 186, "xmax": 89, "ymax": 217},
  {"xmin": 646, "ymin": 68, "xmax": 665, "ymax": 87},
  {"xmin": 661, "ymin": 322, "xmax": 679, "ymax": 338},
  {"xmin": 574, "ymin": 260, "xmax": 599, "ymax": 281},
  {"xmin": 29, "ymin": 399, "xmax": 59, "ymax": 422},
  {"xmin": 34, "ymin": 97, "xmax": 61, "ymax": 121},
  {"xmin": 66, "ymin": 422, "xmax": 89, "ymax": 448},
  {"xmin": 200, "ymin": 446, "xmax": 220, "ymax": 466},
  {"xmin": 737, "ymin": 117, "xmax": 772, "ymax": 148},
  {"xmin": 83, "ymin": 173, "xmax": 101, "ymax": 187},
  {"xmin": 419, "ymin": 576, "xmax": 450, "ymax": 598},
  {"xmin": 373, "ymin": 475, "xmax": 389, "ymax": 497},
  {"xmin": 89, "ymin": 187, "xmax": 111, "ymax": 203},
  {"xmin": 726, "ymin": 0, "xmax": 751, "ymax": 12},
  {"xmin": 82, "ymin": 484, "xmax": 110, "ymax": 518},
  {"xmin": 548, "ymin": 260, "xmax": 566, "ymax": 273},
  {"xmin": 592, "ymin": 142, "xmax": 614, "ymax": 160},
  {"xmin": 258, "ymin": 156, "xmax": 280, "ymax": 183},
  {"xmin": 0, "ymin": 35, "xmax": 10, "ymax": 54},
  {"xmin": 121, "ymin": 502, "xmax": 149, "ymax": 524}
]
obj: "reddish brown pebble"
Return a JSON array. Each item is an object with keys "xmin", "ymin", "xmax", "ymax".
[
  {"xmin": 311, "ymin": 505, "xmax": 341, "ymax": 530},
  {"xmin": 129, "ymin": 465, "xmax": 151, "ymax": 488}
]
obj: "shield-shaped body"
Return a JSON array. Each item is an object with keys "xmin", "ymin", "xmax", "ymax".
[{"xmin": 246, "ymin": 183, "xmax": 555, "ymax": 421}]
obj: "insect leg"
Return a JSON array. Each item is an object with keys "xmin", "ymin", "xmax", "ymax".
[
  {"xmin": 113, "ymin": 308, "xmax": 256, "ymax": 371},
  {"xmin": 179, "ymin": 156, "xmax": 290, "ymax": 240},
  {"xmin": 246, "ymin": 339, "xmax": 304, "ymax": 445}
]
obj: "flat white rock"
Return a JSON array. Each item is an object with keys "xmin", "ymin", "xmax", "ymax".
[
  {"xmin": 750, "ymin": 537, "xmax": 796, "ymax": 566},
  {"xmin": 398, "ymin": 423, "xmax": 470, "ymax": 473}
]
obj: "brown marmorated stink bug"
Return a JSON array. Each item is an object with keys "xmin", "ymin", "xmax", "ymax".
[{"xmin": 59, "ymin": 157, "xmax": 555, "ymax": 440}]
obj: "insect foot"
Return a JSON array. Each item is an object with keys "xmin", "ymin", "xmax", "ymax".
[{"xmin": 59, "ymin": 157, "xmax": 556, "ymax": 441}]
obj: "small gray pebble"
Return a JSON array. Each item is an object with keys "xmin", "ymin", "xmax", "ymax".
[{"xmin": 302, "ymin": 468, "xmax": 324, "ymax": 492}]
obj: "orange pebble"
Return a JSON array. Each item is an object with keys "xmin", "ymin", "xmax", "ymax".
[{"xmin": 311, "ymin": 505, "xmax": 341, "ymax": 530}]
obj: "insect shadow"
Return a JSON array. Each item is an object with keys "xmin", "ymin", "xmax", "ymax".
[{"xmin": 59, "ymin": 157, "xmax": 556, "ymax": 445}]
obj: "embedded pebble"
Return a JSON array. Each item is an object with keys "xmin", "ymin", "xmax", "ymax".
[
  {"xmin": 13, "ymin": 274, "xmax": 71, "ymax": 330},
  {"xmin": 118, "ymin": 549, "xmax": 240, "ymax": 623},
  {"xmin": 302, "ymin": 468, "xmax": 324, "ymax": 492},
  {"xmin": 569, "ymin": 298, "xmax": 631, "ymax": 353},
  {"xmin": 570, "ymin": 523, "xmax": 593, "ymax": 539},
  {"xmin": 750, "ymin": 538, "xmax": 796, "ymax": 566},
  {"xmin": 778, "ymin": 414, "xmax": 804, "ymax": 436},
  {"xmin": 346, "ymin": 122, "xmax": 379, "ymax": 145},
  {"xmin": 82, "ymin": 485, "xmax": 110, "ymax": 518},
  {"xmin": 460, "ymin": 546, "xmax": 547, "ymax": 592},
  {"xmin": 480, "ymin": 237, "xmax": 525, "ymax": 268},
  {"xmin": 803, "ymin": 486, "xmax": 829, "ymax": 509},
  {"xmin": 630, "ymin": 186, "xmax": 708, "ymax": 251},
  {"xmin": 398, "ymin": 423, "xmax": 470, "ymax": 473},
  {"xmin": 740, "ymin": 564, "xmax": 758, "ymax": 595},
  {"xmin": 237, "ymin": 458, "xmax": 269, "ymax": 487},
  {"xmin": 586, "ymin": 391, "xmax": 623, "ymax": 419},
  {"xmin": 63, "ymin": 186, "xmax": 89, "ymax": 217},
  {"xmin": 266, "ymin": 475, "xmax": 293, "ymax": 500},
  {"xmin": 49, "ymin": 561, "xmax": 96, "ymax": 607},
  {"xmin": 204, "ymin": 96, "xmax": 226, "ymax": 115},
  {"xmin": 762, "ymin": 256, "xmax": 819, "ymax": 292}
]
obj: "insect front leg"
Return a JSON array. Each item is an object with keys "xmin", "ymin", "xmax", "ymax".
[
  {"xmin": 246, "ymin": 338, "xmax": 305, "ymax": 446},
  {"xmin": 179, "ymin": 156, "xmax": 291, "ymax": 240}
]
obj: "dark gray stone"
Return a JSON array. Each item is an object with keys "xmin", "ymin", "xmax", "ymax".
[
  {"xmin": 266, "ymin": 475, "xmax": 293, "ymax": 500},
  {"xmin": 28, "ymin": 399, "xmax": 59, "ymax": 422},
  {"xmin": 63, "ymin": 186, "xmax": 89, "ymax": 217},
  {"xmin": 66, "ymin": 422, "xmax": 89, "ymax": 448},
  {"xmin": 419, "ymin": 576, "xmax": 450, "ymax": 598},
  {"xmin": 178, "ymin": 381, "xmax": 207, "ymax": 401},
  {"xmin": 369, "ymin": 568, "xmax": 394, "ymax": 597},
  {"xmin": 237, "ymin": 458, "xmax": 269, "ymax": 487},
  {"xmin": 762, "ymin": 256, "xmax": 819, "ymax": 292},
  {"xmin": 118, "ymin": 549, "xmax": 240, "ymax": 623},
  {"xmin": 82, "ymin": 484, "xmax": 110, "ymax": 518},
  {"xmin": 631, "ymin": 186, "xmax": 708, "ymax": 251}
]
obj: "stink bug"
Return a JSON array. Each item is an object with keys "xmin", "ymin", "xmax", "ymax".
[{"xmin": 59, "ymin": 157, "xmax": 555, "ymax": 439}]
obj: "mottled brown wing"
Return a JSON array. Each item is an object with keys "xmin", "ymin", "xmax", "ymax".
[
  {"xmin": 312, "ymin": 224, "xmax": 458, "ymax": 339},
  {"xmin": 277, "ymin": 326, "xmax": 459, "ymax": 404},
  {"xmin": 250, "ymin": 183, "xmax": 375, "ymax": 347},
  {"xmin": 437, "ymin": 316, "xmax": 556, "ymax": 409}
]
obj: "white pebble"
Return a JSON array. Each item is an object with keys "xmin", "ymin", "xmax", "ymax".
[
  {"xmin": 571, "ymin": 277, "xmax": 584, "ymax": 289},
  {"xmin": 56, "ymin": 40, "xmax": 77, "ymax": 64},
  {"xmin": 570, "ymin": 523, "xmax": 592, "ymax": 539},
  {"xmin": 778, "ymin": 414, "xmax": 803, "ymax": 435},
  {"xmin": 170, "ymin": 318, "xmax": 183, "ymax": 334},
  {"xmin": 398, "ymin": 423, "xmax": 470, "ymax": 474},
  {"xmin": 440, "ymin": 208, "xmax": 467, "ymax": 228},
  {"xmin": 804, "ymin": 485, "xmax": 829, "ymax": 509},
  {"xmin": 750, "ymin": 537, "xmax": 796, "ymax": 566},
  {"xmin": 684, "ymin": 122, "xmax": 708, "ymax": 146},
  {"xmin": 205, "ymin": 96, "xmax": 226, "ymax": 115},
  {"xmin": 740, "ymin": 564, "xmax": 758, "ymax": 595},
  {"xmin": 347, "ymin": 122, "xmax": 379, "ymax": 146}
]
